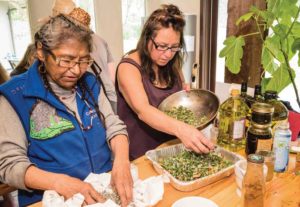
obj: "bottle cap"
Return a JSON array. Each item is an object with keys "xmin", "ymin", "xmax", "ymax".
[
  {"xmin": 231, "ymin": 89, "xmax": 240, "ymax": 97},
  {"xmin": 252, "ymin": 102, "xmax": 274, "ymax": 114},
  {"xmin": 247, "ymin": 154, "xmax": 264, "ymax": 163},
  {"xmin": 277, "ymin": 121, "xmax": 290, "ymax": 129},
  {"xmin": 264, "ymin": 90, "xmax": 278, "ymax": 100},
  {"xmin": 251, "ymin": 122, "xmax": 271, "ymax": 129}
]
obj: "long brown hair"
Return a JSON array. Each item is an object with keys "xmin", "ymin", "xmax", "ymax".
[
  {"xmin": 133, "ymin": 4, "xmax": 186, "ymax": 87},
  {"xmin": 11, "ymin": 43, "xmax": 36, "ymax": 77},
  {"xmin": 0, "ymin": 63, "xmax": 9, "ymax": 84}
]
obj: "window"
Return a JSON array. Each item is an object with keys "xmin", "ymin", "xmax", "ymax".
[
  {"xmin": 121, "ymin": 0, "xmax": 145, "ymax": 53},
  {"xmin": 216, "ymin": 0, "xmax": 228, "ymax": 83},
  {"xmin": 75, "ymin": 0, "xmax": 95, "ymax": 31},
  {"xmin": 0, "ymin": 0, "xmax": 31, "ymax": 71}
]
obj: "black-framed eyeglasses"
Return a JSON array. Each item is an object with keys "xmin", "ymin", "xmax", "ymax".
[
  {"xmin": 47, "ymin": 50, "xmax": 94, "ymax": 69},
  {"xmin": 150, "ymin": 37, "xmax": 182, "ymax": 52}
]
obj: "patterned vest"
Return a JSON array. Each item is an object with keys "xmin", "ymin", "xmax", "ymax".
[{"xmin": 0, "ymin": 61, "xmax": 112, "ymax": 206}]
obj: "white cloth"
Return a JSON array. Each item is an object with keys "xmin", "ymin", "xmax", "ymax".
[{"xmin": 42, "ymin": 167, "xmax": 164, "ymax": 207}]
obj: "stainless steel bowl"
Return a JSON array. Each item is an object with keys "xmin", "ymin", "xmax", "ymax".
[{"xmin": 158, "ymin": 89, "xmax": 220, "ymax": 129}]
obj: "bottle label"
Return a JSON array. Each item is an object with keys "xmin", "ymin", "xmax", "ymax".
[
  {"xmin": 231, "ymin": 119, "xmax": 245, "ymax": 140},
  {"xmin": 273, "ymin": 134, "xmax": 290, "ymax": 172},
  {"xmin": 256, "ymin": 138, "xmax": 272, "ymax": 152}
]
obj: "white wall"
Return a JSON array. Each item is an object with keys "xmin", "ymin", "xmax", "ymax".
[
  {"xmin": 93, "ymin": 0, "xmax": 123, "ymax": 61},
  {"xmin": 0, "ymin": 1, "xmax": 14, "ymax": 68},
  {"xmin": 27, "ymin": 0, "xmax": 54, "ymax": 37},
  {"xmin": 27, "ymin": 0, "xmax": 124, "ymax": 61}
]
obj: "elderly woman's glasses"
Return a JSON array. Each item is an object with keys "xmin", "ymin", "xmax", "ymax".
[
  {"xmin": 47, "ymin": 50, "xmax": 94, "ymax": 69},
  {"xmin": 150, "ymin": 37, "xmax": 182, "ymax": 52}
]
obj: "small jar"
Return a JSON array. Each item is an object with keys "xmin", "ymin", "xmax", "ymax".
[
  {"xmin": 257, "ymin": 150, "xmax": 275, "ymax": 181},
  {"xmin": 251, "ymin": 102, "xmax": 274, "ymax": 125},
  {"xmin": 243, "ymin": 154, "xmax": 265, "ymax": 207}
]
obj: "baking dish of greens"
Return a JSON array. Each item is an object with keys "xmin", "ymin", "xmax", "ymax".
[{"xmin": 145, "ymin": 143, "xmax": 244, "ymax": 191}]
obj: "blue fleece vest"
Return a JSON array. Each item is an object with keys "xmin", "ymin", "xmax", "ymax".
[{"xmin": 0, "ymin": 61, "xmax": 112, "ymax": 206}]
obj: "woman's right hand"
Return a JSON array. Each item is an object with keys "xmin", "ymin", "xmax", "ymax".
[
  {"xmin": 53, "ymin": 174, "xmax": 105, "ymax": 205},
  {"xmin": 177, "ymin": 123, "xmax": 215, "ymax": 153}
]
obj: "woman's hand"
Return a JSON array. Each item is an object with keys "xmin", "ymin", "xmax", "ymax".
[
  {"xmin": 53, "ymin": 174, "xmax": 105, "ymax": 205},
  {"xmin": 182, "ymin": 83, "xmax": 191, "ymax": 91},
  {"xmin": 177, "ymin": 123, "xmax": 215, "ymax": 153},
  {"xmin": 111, "ymin": 158, "xmax": 133, "ymax": 207}
]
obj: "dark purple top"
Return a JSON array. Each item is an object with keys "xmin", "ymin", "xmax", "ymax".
[{"xmin": 116, "ymin": 58, "xmax": 182, "ymax": 160}]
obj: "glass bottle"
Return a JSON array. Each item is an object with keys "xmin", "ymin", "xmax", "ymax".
[
  {"xmin": 242, "ymin": 154, "xmax": 265, "ymax": 207},
  {"xmin": 264, "ymin": 90, "xmax": 288, "ymax": 130},
  {"xmin": 217, "ymin": 89, "xmax": 249, "ymax": 151},
  {"xmin": 245, "ymin": 102, "xmax": 274, "ymax": 155},
  {"xmin": 246, "ymin": 122, "xmax": 273, "ymax": 155},
  {"xmin": 240, "ymin": 82, "xmax": 254, "ymax": 108},
  {"xmin": 253, "ymin": 85, "xmax": 264, "ymax": 103},
  {"xmin": 273, "ymin": 121, "xmax": 291, "ymax": 173}
]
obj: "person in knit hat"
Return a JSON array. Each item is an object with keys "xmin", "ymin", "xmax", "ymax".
[
  {"xmin": 0, "ymin": 7, "xmax": 132, "ymax": 207},
  {"xmin": 40, "ymin": 0, "xmax": 118, "ymax": 112},
  {"xmin": 52, "ymin": 0, "xmax": 75, "ymax": 15}
]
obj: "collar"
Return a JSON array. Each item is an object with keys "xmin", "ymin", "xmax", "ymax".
[{"xmin": 23, "ymin": 60, "xmax": 67, "ymax": 112}]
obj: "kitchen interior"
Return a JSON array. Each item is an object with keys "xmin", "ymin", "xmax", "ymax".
[{"xmin": 0, "ymin": 0, "xmax": 300, "ymax": 207}]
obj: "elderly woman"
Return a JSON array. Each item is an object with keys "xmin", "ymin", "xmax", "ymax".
[
  {"xmin": 0, "ymin": 10, "xmax": 132, "ymax": 207},
  {"xmin": 116, "ymin": 4, "xmax": 214, "ymax": 160}
]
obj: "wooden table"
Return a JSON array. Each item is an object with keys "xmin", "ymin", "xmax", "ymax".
[{"xmin": 30, "ymin": 140, "xmax": 300, "ymax": 207}]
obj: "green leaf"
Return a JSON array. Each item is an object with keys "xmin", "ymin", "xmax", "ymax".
[
  {"xmin": 272, "ymin": 23, "xmax": 289, "ymax": 39},
  {"xmin": 291, "ymin": 22, "xmax": 300, "ymax": 38},
  {"xmin": 261, "ymin": 77, "xmax": 271, "ymax": 93},
  {"xmin": 292, "ymin": 38, "xmax": 300, "ymax": 53},
  {"xmin": 264, "ymin": 36, "xmax": 285, "ymax": 63},
  {"xmin": 219, "ymin": 36, "xmax": 245, "ymax": 74},
  {"xmin": 267, "ymin": 0, "xmax": 282, "ymax": 18},
  {"xmin": 236, "ymin": 12, "xmax": 254, "ymax": 25},
  {"xmin": 250, "ymin": 6, "xmax": 274, "ymax": 26},
  {"xmin": 262, "ymin": 45, "xmax": 279, "ymax": 74},
  {"xmin": 292, "ymin": 38, "xmax": 300, "ymax": 67},
  {"xmin": 265, "ymin": 64, "xmax": 295, "ymax": 92}
]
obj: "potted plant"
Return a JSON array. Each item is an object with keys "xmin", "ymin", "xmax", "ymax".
[{"xmin": 219, "ymin": 0, "xmax": 300, "ymax": 109}]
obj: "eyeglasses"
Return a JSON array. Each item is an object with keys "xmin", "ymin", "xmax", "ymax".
[
  {"xmin": 47, "ymin": 50, "xmax": 94, "ymax": 69},
  {"xmin": 150, "ymin": 37, "xmax": 182, "ymax": 52}
]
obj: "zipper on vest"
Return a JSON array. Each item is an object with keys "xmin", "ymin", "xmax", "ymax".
[
  {"xmin": 70, "ymin": 115, "xmax": 95, "ymax": 172},
  {"xmin": 82, "ymin": 134, "xmax": 95, "ymax": 172}
]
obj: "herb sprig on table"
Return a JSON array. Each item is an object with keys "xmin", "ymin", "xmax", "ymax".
[{"xmin": 159, "ymin": 151, "xmax": 232, "ymax": 182}]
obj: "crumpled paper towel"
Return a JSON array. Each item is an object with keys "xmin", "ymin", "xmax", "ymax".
[{"xmin": 42, "ymin": 165, "xmax": 164, "ymax": 207}]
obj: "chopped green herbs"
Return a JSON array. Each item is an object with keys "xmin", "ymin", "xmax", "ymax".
[
  {"xmin": 164, "ymin": 106, "xmax": 208, "ymax": 127},
  {"xmin": 159, "ymin": 151, "xmax": 232, "ymax": 181}
]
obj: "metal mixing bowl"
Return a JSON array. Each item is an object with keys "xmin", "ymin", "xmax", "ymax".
[{"xmin": 158, "ymin": 89, "xmax": 220, "ymax": 129}]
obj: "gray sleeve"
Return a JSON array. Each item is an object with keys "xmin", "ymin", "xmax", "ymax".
[
  {"xmin": 103, "ymin": 40, "xmax": 114, "ymax": 63},
  {"xmin": 0, "ymin": 96, "xmax": 33, "ymax": 190},
  {"xmin": 98, "ymin": 88, "xmax": 128, "ymax": 145}
]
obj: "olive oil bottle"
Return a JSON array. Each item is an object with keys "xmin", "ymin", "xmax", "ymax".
[
  {"xmin": 264, "ymin": 90, "xmax": 288, "ymax": 131},
  {"xmin": 217, "ymin": 89, "xmax": 250, "ymax": 151}
]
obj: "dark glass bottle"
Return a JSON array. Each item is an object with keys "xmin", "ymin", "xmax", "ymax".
[
  {"xmin": 264, "ymin": 90, "xmax": 288, "ymax": 129},
  {"xmin": 240, "ymin": 82, "xmax": 254, "ymax": 107},
  {"xmin": 245, "ymin": 102, "xmax": 274, "ymax": 155},
  {"xmin": 254, "ymin": 85, "xmax": 264, "ymax": 102}
]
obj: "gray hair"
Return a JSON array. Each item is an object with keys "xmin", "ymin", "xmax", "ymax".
[{"xmin": 34, "ymin": 14, "xmax": 92, "ymax": 52}]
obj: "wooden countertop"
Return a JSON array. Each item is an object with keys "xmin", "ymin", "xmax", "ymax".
[{"xmin": 30, "ymin": 140, "xmax": 300, "ymax": 207}]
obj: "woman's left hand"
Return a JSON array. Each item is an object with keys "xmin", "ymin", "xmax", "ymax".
[
  {"xmin": 182, "ymin": 83, "xmax": 191, "ymax": 91},
  {"xmin": 110, "ymin": 158, "xmax": 133, "ymax": 207}
]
